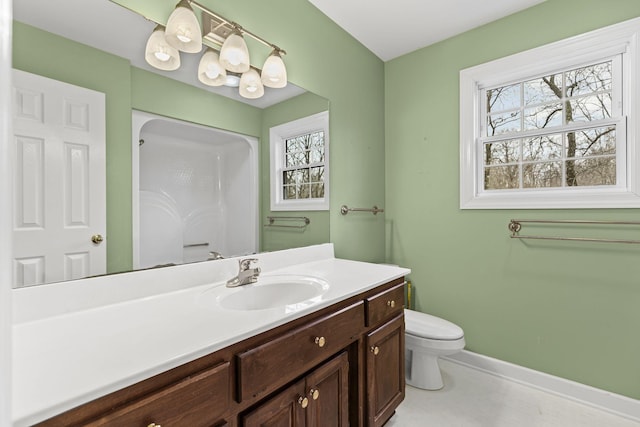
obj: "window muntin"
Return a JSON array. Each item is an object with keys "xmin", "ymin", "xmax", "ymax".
[{"xmin": 480, "ymin": 59, "xmax": 621, "ymax": 192}]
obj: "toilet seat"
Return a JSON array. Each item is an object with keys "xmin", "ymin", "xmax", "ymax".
[{"xmin": 404, "ymin": 309, "xmax": 464, "ymax": 340}]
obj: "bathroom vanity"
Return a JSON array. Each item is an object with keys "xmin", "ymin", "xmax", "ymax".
[{"xmin": 12, "ymin": 244, "xmax": 410, "ymax": 426}]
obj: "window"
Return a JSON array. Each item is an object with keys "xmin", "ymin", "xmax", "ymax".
[
  {"xmin": 460, "ymin": 18, "xmax": 640, "ymax": 209},
  {"xmin": 270, "ymin": 111, "xmax": 329, "ymax": 211},
  {"xmin": 484, "ymin": 60, "xmax": 621, "ymax": 190}
]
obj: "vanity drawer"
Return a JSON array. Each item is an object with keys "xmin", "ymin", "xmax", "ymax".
[
  {"xmin": 86, "ymin": 361, "xmax": 230, "ymax": 427},
  {"xmin": 237, "ymin": 301, "xmax": 364, "ymax": 401},
  {"xmin": 365, "ymin": 281, "xmax": 405, "ymax": 327}
]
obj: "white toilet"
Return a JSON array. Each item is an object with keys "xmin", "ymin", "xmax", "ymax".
[{"xmin": 404, "ymin": 308, "xmax": 465, "ymax": 390}]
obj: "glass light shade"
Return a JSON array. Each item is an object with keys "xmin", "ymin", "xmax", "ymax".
[
  {"xmin": 261, "ymin": 52, "xmax": 287, "ymax": 88},
  {"xmin": 165, "ymin": 1, "xmax": 202, "ymax": 53},
  {"xmin": 239, "ymin": 69, "xmax": 264, "ymax": 99},
  {"xmin": 219, "ymin": 32, "xmax": 251, "ymax": 73},
  {"xmin": 145, "ymin": 26, "xmax": 180, "ymax": 71},
  {"xmin": 225, "ymin": 74, "xmax": 241, "ymax": 88},
  {"xmin": 198, "ymin": 49, "xmax": 227, "ymax": 86}
]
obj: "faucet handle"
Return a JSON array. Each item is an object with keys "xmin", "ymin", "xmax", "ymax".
[{"xmin": 239, "ymin": 258, "xmax": 259, "ymax": 271}]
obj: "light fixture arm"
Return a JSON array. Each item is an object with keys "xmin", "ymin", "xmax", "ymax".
[{"xmin": 188, "ymin": 0, "xmax": 286, "ymax": 55}]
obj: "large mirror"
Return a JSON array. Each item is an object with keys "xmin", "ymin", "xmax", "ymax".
[{"xmin": 11, "ymin": 0, "xmax": 330, "ymax": 287}]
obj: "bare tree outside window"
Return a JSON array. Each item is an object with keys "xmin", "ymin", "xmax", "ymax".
[
  {"xmin": 282, "ymin": 131, "xmax": 325, "ymax": 200},
  {"xmin": 483, "ymin": 61, "xmax": 616, "ymax": 190}
]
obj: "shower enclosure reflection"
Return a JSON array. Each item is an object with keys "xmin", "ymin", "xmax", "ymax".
[{"xmin": 133, "ymin": 111, "xmax": 258, "ymax": 269}]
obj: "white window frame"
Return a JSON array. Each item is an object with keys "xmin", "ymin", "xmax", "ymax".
[
  {"xmin": 270, "ymin": 111, "xmax": 330, "ymax": 211},
  {"xmin": 460, "ymin": 18, "xmax": 640, "ymax": 209}
]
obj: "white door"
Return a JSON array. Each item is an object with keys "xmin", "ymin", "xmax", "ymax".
[{"xmin": 12, "ymin": 69, "xmax": 106, "ymax": 287}]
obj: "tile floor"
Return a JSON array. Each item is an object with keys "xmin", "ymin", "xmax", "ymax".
[{"xmin": 386, "ymin": 359, "xmax": 640, "ymax": 427}]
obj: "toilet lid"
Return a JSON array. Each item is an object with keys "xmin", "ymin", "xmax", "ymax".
[{"xmin": 404, "ymin": 309, "xmax": 464, "ymax": 340}]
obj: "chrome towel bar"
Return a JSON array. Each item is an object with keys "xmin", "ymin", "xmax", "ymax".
[
  {"xmin": 340, "ymin": 205, "xmax": 384, "ymax": 215},
  {"xmin": 264, "ymin": 216, "xmax": 310, "ymax": 229},
  {"xmin": 508, "ymin": 219, "xmax": 640, "ymax": 244}
]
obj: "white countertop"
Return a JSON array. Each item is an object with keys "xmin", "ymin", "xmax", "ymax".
[{"xmin": 12, "ymin": 244, "xmax": 410, "ymax": 426}]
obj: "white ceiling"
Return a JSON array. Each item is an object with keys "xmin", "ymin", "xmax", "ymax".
[{"xmin": 308, "ymin": 0, "xmax": 547, "ymax": 61}]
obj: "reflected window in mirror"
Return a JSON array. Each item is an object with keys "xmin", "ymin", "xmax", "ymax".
[{"xmin": 270, "ymin": 111, "xmax": 329, "ymax": 211}]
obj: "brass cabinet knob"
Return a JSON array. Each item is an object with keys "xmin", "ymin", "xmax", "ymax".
[
  {"xmin": 91, "ymin": 234, "xmax": 104, "ymax": 244},
  {"xmin": 298, "ymin": 396, "xmax": 309, "ymax": 408},
  {"xmin": 314, "ymin": 336, "xmax": 326, "ymax": 348},
  {"xmin": 370, "ymin": 346, "xmax": 380, "ymax": 355},
  {"xmin": 387, "ymin": 300, "xmax": 396, "ymax": 308},
  {"xmin": 309, "ymin": 388, "xmax": 320, "ymax": 400},
  {"xmin": 147, "ymin": 424, "xmax": 161, "ymax": 427}
]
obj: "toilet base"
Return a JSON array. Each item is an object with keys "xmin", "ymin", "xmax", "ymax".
[{"xmin": 405, "ymin": 349, "xmax": 444, "ymax": 390}]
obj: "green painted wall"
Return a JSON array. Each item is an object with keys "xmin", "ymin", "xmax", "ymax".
[
  {"xmin": 130, "ymin": 68, "xmax": 262, "ymax": 138},
  {"xmin": 12, "ymin": 22, "xmax": 134, "ymax": 275},
  {"xmin": 385, "ymin": 0, "xmax": 640, "ymax": 399},
  {"xmin": 261, "ymin": 92, "xmax": 330, "ymax": 252}
]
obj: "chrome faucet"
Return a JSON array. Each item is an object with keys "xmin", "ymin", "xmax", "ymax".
[
  {"xmin": 208, "ymin": 251, "xmax": 225, "ymax": 260},
  {"xmin": 226, "ymin": 258, "xmax": 261, "ymax": 287}
]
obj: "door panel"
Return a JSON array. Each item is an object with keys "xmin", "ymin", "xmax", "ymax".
[
  {"xmin": 306, "ymin": 352, "xmax": 349, "ymax": 427},
  {"xmin": 12, "ymin": 69, "xmax": 106, "ymax": 286},
  {"xmin": 242, "ymin": 380, "xmax": 306, "ymax": 427},
  {"xmin": 366, "ymin": 314, "xmax": 405, "ymax": 427}
]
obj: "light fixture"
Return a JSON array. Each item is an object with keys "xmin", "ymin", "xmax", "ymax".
[
  {"xmin": 261, "ymin": 50, "xmax": 287, "ymax": 88},
  {"xmin": 198, "ymin": 49, "xmax": 227, "ymax": 86},
  {"xmin": 239, "ymin": 69, "xmax": 264, "ymax": 99},
  {"xmin": 219, "ymin": 29, "xmax": 251, "ymax": 73},
  {"xmin": 144, "ymin": 0, "xmax": 287, "ymax": 99},
  {"xmin": 225, "ymin": 74, "xmax": 241, "ymax": 88},
  {"xmin": 165, "ymin": 0, "xmax": 202, "ymax": 53},
  {"xmin": 145, "ymin": 25, "xmax": 181, "ymax": 71}
]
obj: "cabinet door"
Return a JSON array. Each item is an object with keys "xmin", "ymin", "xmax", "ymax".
[
  {"xmin": 242, "ymin": 379, "xmax": 307, "ymax": 427},
  {"xmin": 306, "ymin": 352, "xmax": 349, "ymax": 427},
  {"xmin": 366, "ymin": 314, "xmax": 405, "ymax": 427}
]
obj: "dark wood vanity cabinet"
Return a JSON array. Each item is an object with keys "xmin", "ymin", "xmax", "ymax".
[
  {"xmin": 365, "ymin": 281, "xmax": 406, "ymax": 427},
  {"xmin": 366, "ymin": 315, "xmax": 405, "ymax": 427},
  {"xmin": 51, "ymin": 361, "xmax": 232, "ymax": 427},
  {"xmin": 237, "ymin": 302, "xmax": 364, "ymax": 402},
  {"xmin": 37, "ymin": 278, "xmax": 405, "ymax": 427},
  {"xmin": 39, "ymin": 362, "xmax": 232, "ymax": 427},
  {"xmin": 242, "ymin": 352, "xmax": 349, "ymax": 427}
]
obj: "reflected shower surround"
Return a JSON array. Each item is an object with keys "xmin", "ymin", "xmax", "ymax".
[{"xmin": 134, "ymin": 111, "xmax": 258, "ymax": 269}]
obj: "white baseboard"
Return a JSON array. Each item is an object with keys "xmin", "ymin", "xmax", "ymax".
[{"xmin": 443, "ymin": 350, "xmax": 640, "ymax": 423}]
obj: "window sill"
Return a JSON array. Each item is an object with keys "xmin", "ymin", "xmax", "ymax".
[
  {"xmin": 271, "ymin": 200, "xmax": 329, "ymax": 211},
  {"xmin": 460, "ymin": 189, "xmax": 640, "ymax": 209}
]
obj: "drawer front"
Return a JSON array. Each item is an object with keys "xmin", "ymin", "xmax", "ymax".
[
  {"xmin": 237, "ymin": 302, "xmax": 364, "ymax": 402},
  {"xmin": 87, "ymin": 362, "xmax": 230, "ymax": 427},
  {"xmin": 366, "ymin": 281, "xmax": 405, "ymax": 327}
]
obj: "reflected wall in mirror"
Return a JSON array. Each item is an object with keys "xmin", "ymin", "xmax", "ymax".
[{"xmin": 11, "ymin": 0, "xmax": 329, "ymax": 287}]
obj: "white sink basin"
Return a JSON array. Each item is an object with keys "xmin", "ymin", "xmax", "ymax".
[{"xmin": 216, "ymin": 275, "xmax": 330, "ymax": 311}]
